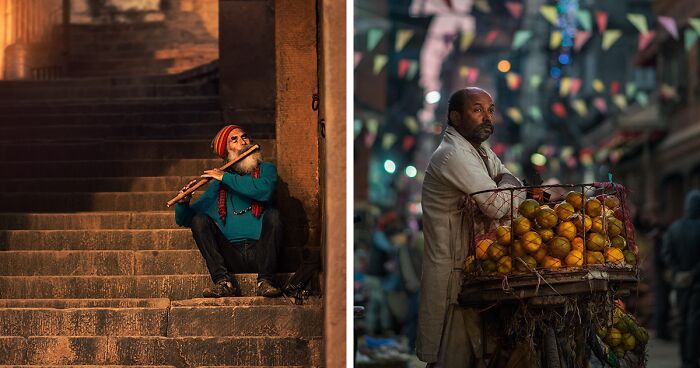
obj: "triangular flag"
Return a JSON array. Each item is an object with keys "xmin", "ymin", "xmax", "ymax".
[
  {"xmin": 460, "ymin": 32, "xmax": 476, "ymax": 51},
  {"xmin": 593, "ymin": 97, "xmax": 607, "ymax": 113},
  {"xmin": 354, "ymin": 52, "xmax": 363, "ymax": 68},
  {"xmin": 404, "ymin": 116, "xmax": 419, "ymax": 134},
  {"xmin": 596, "ymin": 11, "xmax": 608, "ymax": 33},
  {"xmin": 459, "ymin": 66, "xmax": 470, "ymax": 78},
  {"xmin": 575, "ymin": 31, "xmax": 591, "ymax": 51},
  {"xmin": 689, "ymin": 18, "xmax": 700, "ymax": 34},
  {"xmin": 658, "ymin": 16, "xmax": 679, "ymax": 40},
  {"xmin": 550, "ymin": 31, "xmax": 563, "ymax": 49},
  {"xmin": 506, "ymin": 72, "xmax": 522, "ymax": 90},
  {"xmin": 625, "ymin": 83, "xmax": 637, "ymax": 98},
  {"xmin": 559, "ymin": 77, "xmax": 572, "ymax": 96},
  {"xmin": 506, "ymin": 107, "xmax": 523, "ymax": 124},
  {"xmin": 685, "ymin": 29, "xmax": 699, "ymax": 51},
  {"xmin": 592, "ymin": 79, "xmax": 605, "ymax": 93},
  {"xmin": 366, "ymin": 118, "xmax": 379, "ymax": 134},
  {"xmin": 602, "ymin": 30, "xmax": 622, "ymax": 51},
  {"xmin": 626, "ymin": 14, "xmax": 649, "ymax": 34},
  {"xmin": 367, "ymin": 29, "xmax": 384, "ymax": 51},
  {"xmin": 610, "ymin": 81, "xmax": 620, "ymax": 95},
  {"xmin": 467, "ymin": 68, "xmax": 480, "ymax": 84},
  {"xmin": 373, "ymin": 55, "xmax": 388, "ymax": 74},
  {"xmin": 406, "ymin": 61, "xmax": 419, "ymax": 79},
  {"xmin": 551, "ymin": 102, "xmax": 567, "ymax": 119},
  {"xmin": 529, "ymin": 74, "xmax": 543, "ymax": 89},
  {"xmin": 485, "ymin": 30, "xmax": 499, "ymax": 46},
  {"xmin": 474, "ymin": 0, "xmax": 491, "ymax": 14},
  {"xmin": 572, "ymin": 99, "xmax": 588, "ymax": 116},
  {"xmin": 540, "ymin": 5, "xmax": 558, "ymax": 26},
  {"xmin": 638, "ymin": 31, "xmax": 655, "ymax": 51},
  {"xmin": 636, "ymin": 91, "xmax": 649, "ymax": 106},
  {"xmin": 364, "ymin": 133, "xmax": 376, "ymax": 148},
  {"xmin": 529, "ymin": 106, "xmax": 543, "ymax": 122},
  {"xmin": 382, "ymin": 133, "xmax": 397, "ymax": 150},
  {"xmin": 395, "ymin": 29, "xmax": 414, "ymax": 52},
  {"xmin": 577, "ymin": 10, "xmax": 592, "ymax": 32},
  {"xmin": 354, "ymin": 119, "xmax": 363, "ymax": 138},
  {"xmin": 398, "ymin": 59, "xmax": 411, "ymax": 78},
  {"xmin": 402, "ymin": 136, "xmax": 416, "ymax": 151},
  {"xmin": 512, "ymin": 30, "xmax": 533, "ymax": 49},
  {"xmin": 660, "ymin": 83, "xmax": 678, "ymax": 99},
  {"xmin": 505, "ymin": 2, "xmax": 523, "ymax": 19},
  {"xmin": 613, "ymin": 94, "xmax": 627, "ymax": 110},
  {"xmin": 570, "ymin": 78, "xmax": 582, "ymax": 95}
]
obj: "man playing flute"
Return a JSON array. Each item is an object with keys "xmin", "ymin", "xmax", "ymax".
[{"xmin": 175, "ymin": 125, "xmax": 283, "ymax": 298}]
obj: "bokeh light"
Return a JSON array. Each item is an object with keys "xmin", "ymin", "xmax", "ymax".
[
  {"xmin": 497, "ymin": 59, "xmax": 511, "ymax": 73},
  {"xmin": 384, "ymin": 159, "xmax": 396, "ymax": 174}
]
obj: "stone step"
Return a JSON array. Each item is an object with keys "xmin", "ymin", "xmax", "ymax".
[
  {"xmin": 0, "ymin": 96, "xmax": 218, "ymax": 114},
  {"xmin": 0, "ymin": 336, "xmax": 318, "ymax": 366},
  {"xmin": 0, "ymin": 249, "xmax": 301, "ymax": 274},
  {"xmin": 0, "ymin": 192, "xmax": 201, "ymax": 212},
  {"xmin": 66, "ymin": 58, "xmax": 176, "ymax": 75},
  {"xmin": 0, "ymin": 298, "xmax": 170, "ymax": 308},
  {"xmin": 0, "ymin": 366, "xmax": 176, "ymax": 368},
  {"xmin": 0, "ymin": 111, "xmax": 222, "ymax": 126},
  {"xmin": 0, "ymin": 122, "xmax": 270, "ymax": 141},
  {"xmin": 3, "ymin": 176, "xmax": 193, "ymax": 192},
  {"xmin": 0, "ymin": 229, "xmax": 194, "ymax": 250},
  {"xmin": 0, "ymin": 274, "xmax": 293, "ymax": 299},
  {"xmin": 0, "ymin": 83, "xmax": 213, "ymax": 101},
  {"xmin": 0, "ymin": 139, "xmax": 275, "ymax": 161},
  {"xmin": 0, "ymin": 212, "xmax": 176, "ymax": 230}
]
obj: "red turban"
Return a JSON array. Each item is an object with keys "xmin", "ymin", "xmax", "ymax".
[{"xmin": 211, "ymin": 125, "xmax": 244, "ymax": 158}]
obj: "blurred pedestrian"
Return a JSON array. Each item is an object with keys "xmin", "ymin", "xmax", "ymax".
[
  {"xmin": 650, "ymin": 222, "xmax": 672, "ymax": 341},
  {"xmin": 365, "ymin": 211, "xmax": 401, "ymax": 336},
  {"xmin": 663, "ymin": 190, "xmax": 700, "ymax": 368}
]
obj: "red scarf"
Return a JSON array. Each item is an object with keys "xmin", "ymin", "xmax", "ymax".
[{"xmin": 218, "ymin": 166, "xmax": 263, "ymax": 223}]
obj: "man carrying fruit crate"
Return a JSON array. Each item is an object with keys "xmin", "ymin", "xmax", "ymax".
[{"xmin": 417, "ymin": 87, "xmax": 524, "ymax": 367}]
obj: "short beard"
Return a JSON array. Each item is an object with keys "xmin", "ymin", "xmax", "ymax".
[
  {"xmin": 227, "ymin": 145, "xmax": 262, "ymax": 174},
  {"xmin": 465, "ymin": 122, "xmax": 494, "ymax": 144}
]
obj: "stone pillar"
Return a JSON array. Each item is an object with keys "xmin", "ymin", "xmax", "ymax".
[
  {"xmin": 319, "ymin": 1, "xmax": 346, "ymax": 367},
  {"xmin": 275, "ymin": 0, "xmax": 320, "ymax": 250}
]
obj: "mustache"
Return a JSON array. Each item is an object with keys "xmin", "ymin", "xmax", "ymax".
[{"xmin": 477, "ymin": 122, "xmax": 494, "ymax": 132}]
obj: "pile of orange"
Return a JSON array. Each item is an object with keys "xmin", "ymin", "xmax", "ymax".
[{"xmin": 475, "ymin": 191, "xmax": 637, "ymax": 274}]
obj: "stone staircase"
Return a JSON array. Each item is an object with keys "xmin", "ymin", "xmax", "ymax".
[{"xmin": 0, "ymin": 73, "xmax": 322, "ymax": 366}]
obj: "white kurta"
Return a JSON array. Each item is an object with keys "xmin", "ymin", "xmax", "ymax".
[{"xmin": 417, "ymin": 126, "xmax": 522, "ymax": 365}]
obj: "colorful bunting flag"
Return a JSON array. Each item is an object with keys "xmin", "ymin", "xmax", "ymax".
[
  {"xmin": 577, "ymin": 10, "xmax": 592, "ymax": 32},
  {"xmin": 506, "ymin": 107, "xmax": 523, "ymax": 124},
  {"xmin": 485, "ymin": 30, "xmax": 499, "ymax": 46},
  {"xmin": 404, "ymin": 116, "xmax": 419, "ymax": 134},
  {"xmin": 402, "ymin": 136, "xmax": 416, "ymax": 151},
  {"xmin": 367, "ymin": 29, "xmax": 384, "ymax": 51},
  {"xmin": 506, "ymin": 72, "xmax": 522, "ymax": 90},
  {"xmin": 592, "ymin": 79, "xmax": 605, "ymax": 93},
  {"xmin": 593, "ymin": 97, "xmax": 607, "ymax": 113},
  {"xmin": 366, "ymin": 118, "xmax": 379, "ymax": 134},
  {"xmin": 685, "ymin": 29, "xmax": 699, "ymax": 51},
  {"xmin": 626, "ymin": 83, "xmax": 637, "ymax": 98},
  {"xmin": 474, "ymin": 0, "xmax": 491, "ymax": 13},
  {"xmin": 529, "ymin": 75, "xmax": 543, "ymax": 89},
  {"xmin": 550, "ymin": 31, "xmax": 563, "ymax": 49},
  {"xmin": 638, "ymin": 31, "xmax": 655, "ymax": 51},
  {"xmin": 595, "ymin": 11, "xmax": 608, "ymax": 33},
  {"xmin": 460, "ymin": 32, "xmax": 475, "ymax": 51},
  {"xmin": 636, "ymin": 91, "xmax": 649, "ymax": 106},
  {"xmin": 354, "ymin": 52, "xmax": 363, "ymax": 68},
  {"xmin": 529, "ymin": 106, "xmax": 543, "ymax": 122},
  {"xmin": 559, "ymin": 77, "xmax": 572, "ymax": 96},
  {"xmin": 570, "ymin": 78, "xmax": 582, "ymax": 96},
  {"xmin": 575, "ymin": 31, "xmax": 591, "ymax": 51},
  {"xmin": 373, "ymin": 55, "xmax": 388, "ymax": 74},
  {"xmin": 460, "ymin": 66, "xmax": 470, "ymax": 78},
  {"xmin": 572, "ymin": 99, "xmax": 588, "ymax": 116},
  {"xmin": 407, "ymin": 61, "xmax": 419, "ymax": 79},
  {"xmin": 512, "ymin": 30, "xmax": 533, "ymax": 49},
  {"xmin": 395, "ymin": 29, "xmax": 414, "ymax": 52},
  {"xmin": 689, "ymin": 18, "xmax": 700, "ymax": 34},
  {"xmin": 364, "ymin": 133, "xmax": 376, "ymax": 148},
  {"xmin": 660, "ymin": 83, "xmax": 678, "ymax": 99},
  {"xmin": 602, "ymin": 30, "xmax": 622, "ymax": 51},
  {"xmin": 613, "ymin": 94, "xmax": 627, "ymax": 110},
  {"xmin": 540, "ymin": 5, "xmax": 558, "ymax": 26},
  {"xmin": 382, "ymin": 133, "xmax": 397, "ymax": 150},
  {"xmin": 354, "ymin": 119, "xmax": 363, "ymax": 138},
  {"xmin": 610, "ymin": 81, "xmax": 620, "ymax": 95},
  {"xmin": 658, "ymin": 16, "xmax": 679, "ymax": 40},
  {"xmin": 467, "ymin": 68, "xmax": 480, "ymax": 84},
  {"xmin": 505, "ymin": 2, "xmax": 523, "ymax": 19},
  {"xmin": 551, "ymin": 102, "xmax": 567, "ymax": 119},
  {"xmin": 626, "ymin": 14, "xmax": 649, "ymax": 34},
  {"xmin": 398, "ymin": 59, "xmax": 411, "ymax": 78}
]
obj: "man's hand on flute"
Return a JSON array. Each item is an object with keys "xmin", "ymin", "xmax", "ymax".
[
  {"xmin": 201, "ymin": 168, "xmax": 225, "ymax": 181},
  {"xmin": 177, "ymin": 179, "xmax": 198, "ymax": 204}
]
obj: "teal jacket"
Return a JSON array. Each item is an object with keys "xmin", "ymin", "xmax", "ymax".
[{"xmin": 175, "ymin": 162, "xmax": 277, "ymax": 241}]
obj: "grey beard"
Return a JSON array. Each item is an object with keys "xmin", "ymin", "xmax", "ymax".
[{"xmin": 228, "ymin": 150, "xmax": 262, "ymax": 174}]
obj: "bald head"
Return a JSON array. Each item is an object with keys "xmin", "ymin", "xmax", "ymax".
[{"xmin": 447, "ymin": 87, "xmax": 495, "ymax": 144}]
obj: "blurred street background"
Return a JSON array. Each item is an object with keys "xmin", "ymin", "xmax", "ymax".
[{"xmin": 354, "ymin": 0, "xmax": 700, "ymax": 366}]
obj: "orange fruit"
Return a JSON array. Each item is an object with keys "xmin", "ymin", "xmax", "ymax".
[
  {"xmin": 537, "ymin": 228, "xmax": 555, "ymax": 242},
  {"xmin": 585, "ymin": 198, "xmax": 603, "ymax": 217},
  {"xmin": 565, "ymin": 250, "xmax": 584, "ymax": 267},
  {"xmin": 514, "ymin": 255, "xmax": 537, "ymax": 272},
  {"xmin": 587, "ymin": 251, "xmax": 605, "ymax": 264},
  {"xmin": 591, "ymin": 216, "xmax": 605, "ymax": 234},
  {"xmin": 475, "ymin": 239, "xmax": 494, "ymax": 260},
  {"xmin": 497, "ymin": 256, "xmax": 512, "ymax": 274},
  {"xmin": 481, "ymin": 259, "xmax": 497, "ymax": 273},
  {"xmin": 605, "ymin": 247, "xmax": 625, "ymax": 265},
  {"xmin": 556, "ymin": 221, "xmax": 577, "ymax": 241},
  {"xmin": 513, "ymin": 216, "xmax": 531, "ymax": 235},
  {"xmin": 518, "ymin": 199, "xmax": 540, "ymax": 219},
  {"xmin": 535, "ymin": 206, "xmax": 558, "ymax": 229},
  {"xmin": 610, "ymin": 235, "xmax": 627, "ymax": 249},
  {"xmin": 603, "ymin": 196, "xmax": 621, "ymax": 209},
  {"xmin": 496, "ymin": 226, "xmax": 512, "ymax": 245},
  {"xmin": 487, "ymin": 243, "xmax": 508, "ymax": 261},
  {"xmin": 532, "ymin": 247, "xmax": 548, "ymax": 262},
  {"xmin": 608, "ymin": 217, "xmax": 624, "ymax": 237},
  {"xmin": 566, "ymin": 191, "xmax": 584, "ymax": 210},
  {"xmin": 554, "ymin": 202, "xmax": 576, "ymax": 221},
  {"xmin": 548, "ymin": 237, "xmax": 572, "ymax": 259},
  {"xmin": 571, "ymin": 237, "xmax": 584, "ymax": 252},
  {"xmin": 587, "ymin": 233, "xmax": 607, "ymax": 251},
  {"xmin": 521, "ymin": 231, "xmax": 542, "ymax": 253},
  {"xmin": 572, "ymin": 214, "xmax": 592, "ymax": 233},
  {"xmin": 542, "ymin": 256, "xmax": 562, "ymax": 269},
  {"xmin": 511, "ymin": 240, "xmax": 526, "ymax": 257}
]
